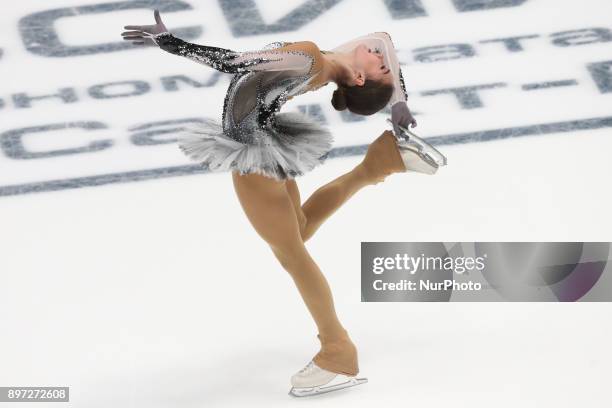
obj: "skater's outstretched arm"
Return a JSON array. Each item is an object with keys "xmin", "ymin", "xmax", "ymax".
[
  {"xmin": 121, "ymin": 10, "xmax": 313, "ymax": 74},
  {"xmin": 152, "ymin": 34, "xmax": 316, "ymax": 74}
]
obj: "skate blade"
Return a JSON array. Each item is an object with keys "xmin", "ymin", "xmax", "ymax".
[
  {"xmin": 387, "ymin": 119, "xmax": 448, "ymax": 167},
  {"xmin": 288, "ymin": 376, "xmax": 368, "ymax": 397}
]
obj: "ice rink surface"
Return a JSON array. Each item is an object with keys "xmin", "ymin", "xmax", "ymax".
[{"xmin": 1, "ymin": 0, "xmax": 611, "ymax": 407}]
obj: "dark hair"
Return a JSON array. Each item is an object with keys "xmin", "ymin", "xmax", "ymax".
[{"xmin": 331, "ymin": 79, "xmax": 394, "ymax": 115}]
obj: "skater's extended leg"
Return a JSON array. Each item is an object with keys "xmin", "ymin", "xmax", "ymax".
[
  {"xmin": 286, "ymin": 167, "xmax": 369, "ymax": 243},
  {"xmin": 231, "ymin": 170, "xmax": 359, "ymax": 375},
  {"xmin": 287, "ymin": 130, "xmax": 405, "ymax": 242}
]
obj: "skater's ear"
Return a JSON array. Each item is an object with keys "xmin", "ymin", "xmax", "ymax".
[
  {"xmin": 354, "ymin": 71, "xmax": 365, "ymax": 86},
  {"xmin": 346, "ymin": 69, "xmax": 365, "ymax": 87}
]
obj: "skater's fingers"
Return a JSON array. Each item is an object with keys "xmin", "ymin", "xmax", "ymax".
[
  {"xmin": 154, "ymin": 9, "xmax": 163, "ymax": 25},
  {"xmin": 124, "ymin": 25, "xmax": 146, "ymax": 30},
  {"xmin": 121, "ymin": 30, "xmax": 143, "ymax": 36},
  {"xmin": 122, "ymin": 34, "xmax": 145, "ymax": 40},
  {"xmin": 393, "ymin": 124, "xmax": 400, "ymax": 137}
]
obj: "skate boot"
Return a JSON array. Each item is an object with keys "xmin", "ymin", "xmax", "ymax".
[
  {"xmin": 387, "ymin": 119, "xmax": 448, "ymax": 175},
  {"xmin": 289, "ymin": 331, "xmax": 367, "ymax": 397},
  {"xmin": 361, "ymin": 130, "xmax": 407, "ymax": 184},
  {"xmin": 288, "ymin": 360, "xmax": 368, "ymax": 397}
]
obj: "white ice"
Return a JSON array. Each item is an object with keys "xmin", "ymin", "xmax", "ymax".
[{"xmin": 1, "ymin": 0, "xmax": 611, "ymax": 407}]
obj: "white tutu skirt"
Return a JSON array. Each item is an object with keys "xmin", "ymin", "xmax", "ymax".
[{"xmin": 177, "ymin": 111, "xmax": 334, "ymax": 181}]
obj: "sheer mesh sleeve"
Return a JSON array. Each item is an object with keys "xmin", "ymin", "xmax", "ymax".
[
  {"xmin": 152, "ymin": 32, "xmax": 314, "ymax": 74},
  {"xmin": 331, "ymin": 32, "xmax": 408, "ymax": 106}
]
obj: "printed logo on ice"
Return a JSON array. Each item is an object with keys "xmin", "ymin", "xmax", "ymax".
[{"xmin": 1, "ymin": 0, "xmax": 612, "ymax": 196}]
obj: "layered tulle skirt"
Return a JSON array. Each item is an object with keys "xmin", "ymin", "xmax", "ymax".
[{"xmin": 177, "ymin": 111, "xmax": 334, "ymax": 181}]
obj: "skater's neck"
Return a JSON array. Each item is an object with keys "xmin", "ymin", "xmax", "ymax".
[{"xmin": 318, "ymin": 51, "xmax": 356, "ymax": 86}]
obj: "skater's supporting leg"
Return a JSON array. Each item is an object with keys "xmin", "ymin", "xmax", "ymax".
[
  {"xmin": 287, "ymin": 130, "xmax": 405, "ymax": 243},
  {"xmin": 231, "ymin": 170, "xmax": 358, "ymax": 375}
]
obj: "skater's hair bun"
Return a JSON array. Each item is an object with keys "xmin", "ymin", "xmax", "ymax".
[
  {"xmin": 331, "ymin": 87, "xmax": 347, "ymax": 111},
  {"xmin": 331, "ymin": 79, "xmax": 394, "ymax": 116}
]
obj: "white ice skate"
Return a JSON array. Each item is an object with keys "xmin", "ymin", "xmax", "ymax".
[
  {"xmin": 288, "ymin": 360, "xmax": 368, "ymax": 397},
  {"xmin": 387, "ymin": 119, "xmax": 448, "ymax": 175}
]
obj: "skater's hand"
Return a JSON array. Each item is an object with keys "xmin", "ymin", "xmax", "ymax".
[
  {"xmin": 391, "ymin": 101, "xmax": 417, "ymax": 137},
  {"xmin": 121, "ymin": 9, "xmax": 168, "ymax": 46}
]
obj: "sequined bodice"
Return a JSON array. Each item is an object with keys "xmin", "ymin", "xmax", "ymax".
[{"xmin": 221, "ymin": 41, "xmax": 324, "ymax": 141}]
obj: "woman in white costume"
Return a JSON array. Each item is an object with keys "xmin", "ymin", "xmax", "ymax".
[{"xmin": 122, "ymin": 9, "xmax": 445, "ymax": 397}]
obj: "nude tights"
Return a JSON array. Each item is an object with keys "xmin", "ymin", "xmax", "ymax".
[{"xmin": 231, "ymin": 130, "xmax": 404, "ymax": 376}]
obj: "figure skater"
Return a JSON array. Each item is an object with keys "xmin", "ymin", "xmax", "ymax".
[{"xmin": 121, "ymin": 9, "xmax": 446, "ymax": 397}]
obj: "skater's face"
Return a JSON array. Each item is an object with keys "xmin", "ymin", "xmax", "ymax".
[{"xmin": 352, "ymin": 43, "xmax": 392, "ymax": 86}]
